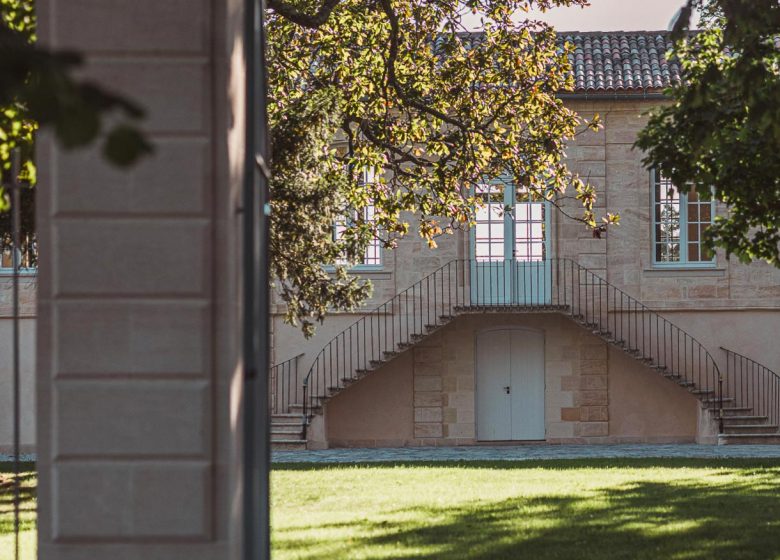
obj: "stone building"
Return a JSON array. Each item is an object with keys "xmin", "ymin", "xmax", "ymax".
[{"xmin": 269, "ymin": 32, "xmax": 780, "ymax": 449}]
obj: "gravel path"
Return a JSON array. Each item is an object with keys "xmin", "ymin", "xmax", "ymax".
[{"xmin": 273, "ymin": 444, "xmax": 780, "ymax": 463}]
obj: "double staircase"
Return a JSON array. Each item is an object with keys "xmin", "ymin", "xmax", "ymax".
[{"xmin": 271, "ymin": 258, "xmax": 780, "ymax": 449}]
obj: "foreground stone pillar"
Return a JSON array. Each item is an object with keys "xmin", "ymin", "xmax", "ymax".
[{"xmin": 36, "ymin": 1, "xmax": 247, "ymax": 558}]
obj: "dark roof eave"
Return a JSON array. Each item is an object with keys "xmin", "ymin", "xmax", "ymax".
[{"xmin": 557, "ymin": 90, "xmax": 669, "ymax": 101}]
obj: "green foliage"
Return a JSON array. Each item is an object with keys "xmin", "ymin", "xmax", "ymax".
[
  {"xmin": 0, "ymin": 0, "xmax": 151, "ymax": 258},
  {"xmin": 637, "ymin": 0, "xmax": 780, "ymax": 265},
  {"xmin": 0, "ymin": 0, "xmax": 35, "ymax": 213},
  {"xmin": 268, "ymin": 0, "xmax": 605, "ymax": 334}
]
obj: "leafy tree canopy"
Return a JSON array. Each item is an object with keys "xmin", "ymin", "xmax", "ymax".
[
  {"xmin": 636, "ymin": 0, "xmax": 780, "ymax": 266},
  {"xmin": 267, "ymin": 0, "xmax": 612, "ymax": 336},
  {"xmin": 1, "ymin": 0, "xmax": 152, "ymax": 265}
]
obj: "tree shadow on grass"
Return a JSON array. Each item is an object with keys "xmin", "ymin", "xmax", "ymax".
[
  {"xmin": 274, "ymin": 463, "xmax": 780, "ymax": 560},
  {"xmin": 0, "ymin": 467, "xmax": 37, "ymax": 535}
]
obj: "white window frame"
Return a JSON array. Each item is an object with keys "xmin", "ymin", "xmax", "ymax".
[
  {"xmin": 650, "ymin": 168, "xmax": 716, "ymax": 269},
  {"xmin": 329, "ymin": 168, "xmax": 383, "ymax": 271}
]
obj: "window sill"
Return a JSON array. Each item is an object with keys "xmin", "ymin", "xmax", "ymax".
[
  {"xmin": 349, "ymin": 268, "xmax": 391, "ymax": 280},
  {"xmin": 0, "ymin": 269, "xmax": 37, "ymax": 277},
  {"xmin": 643, "ymin": 267, "xmax": 725, "ymax": 278},
  {"xmin": 324, "ymin": 266, "xmax": 390, "ymax": 280}
]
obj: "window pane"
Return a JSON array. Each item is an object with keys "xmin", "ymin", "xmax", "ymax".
[
  {"xmin": 656, "ymin": 242, "xmax": 680, "ymax": 262},
  {"xmin": 688, "ymin": 243, "xmax": 700, "ymax": 262},
  {"xmin": 688, "ymin": 223, "xmax": 699, "ymax": 242},
  {"xmin": 654, "ymin": 172, "xmax": 682, "ymax": 263}
]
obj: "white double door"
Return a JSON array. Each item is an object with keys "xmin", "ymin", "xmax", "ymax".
[
  {"xmin": 470, "ymin": 181, "xmax": 552, "ymax": 305},
  {"xmin": 476, "ymin": 328, "xmax": 545, "ymax": 441}
]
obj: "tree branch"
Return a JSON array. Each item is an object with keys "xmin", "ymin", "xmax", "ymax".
[
  {"xmin": 267, "ymin": 0, "xmax": 343, "ymax": 29},
  {"xmin": 377, "ymin": 0, "xmax": 470, "ymax": 131}
]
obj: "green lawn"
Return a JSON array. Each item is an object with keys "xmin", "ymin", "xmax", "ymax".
[
  {"xmin": 0, "ymin": 462, "xmax": 36, "ymax": 560},
  {"xmin": 272, "ymin": 459, "xmax": 780, "ymax": 560},
  {"xmin": 3, "ymin": 459, "xmax": 780, "ymax": 559}
]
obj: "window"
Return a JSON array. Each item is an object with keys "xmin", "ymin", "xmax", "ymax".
[
  {"xmin": 473, "ymin": 182, "xmax": 547, "ymax": 263},
  {"xmin": 332, "ymin": 169, "xmax": 382, "ymax": 269},
  {"xmin": 514, "ymin": 188, "xmax": 546, "ymax": 262},
  {"xmin": 652, "ymin": 170, "xmax": 714, "ymax": 267},
  {"xmin": 332, "ymin": 205, "xmax": 382, "ymax": 267},
  {"xmin": 474, "ymin": 183, "xmax": 505, "ymax": 262}
]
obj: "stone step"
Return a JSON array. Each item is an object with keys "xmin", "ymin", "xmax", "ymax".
[
  {"xmin": 722, "ymin": 424, "xmax": 779, "ymax": 435},
  {"xmin": 271, "ymin": 415, "xmax": 304, "ymax": 426},
  {"xmin": 271, "ymin": 440, "xmax": 308, "ymax": 450},
  {"xmin": 289, "ymin": 403, "xmax": 321, "ymax": 414},
  {"xmin": 272, "ymin": 412, "xmax": 301, "ymax": 420},
  {"xmin": 721, "ymin": 407, "xmax": 753, "ymax": 416},
  {"xmin": 690, "ymin": 389, "xmax": 714, "ymax": 396},
  {"xmin": 702, "ymin": 397, "xmax": 735, "ymax": 407},
  {"xmin": 721, "ymin": 415, "xmax": 769, "ymax": 426},
  {"xmin": 271, "ymin": 423, "xmax": 304, "ymax": 434},
  {"xmin": 718, "ymin": 433, "xmax": 780, "ymax": 445},
  {"xmin": 271, "ymin": 431, "xmax": 305, "ymax": 442}
]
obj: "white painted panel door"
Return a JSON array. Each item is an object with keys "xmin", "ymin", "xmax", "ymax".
[
  {"xmin": 510, "ymin": 329, "xmax": 545, "ymax": 440},
  {"xmin": 476, "ymin": 329, "xmax": 545, "ymax": 441},
  {"xmin": 476, "ymin": 330, "xmax": 512, "ymax": 441}
]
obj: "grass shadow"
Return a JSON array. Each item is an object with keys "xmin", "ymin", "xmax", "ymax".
[{"xmin": 274, "ymin": 461, "xmax": 780, "ymax": 560}]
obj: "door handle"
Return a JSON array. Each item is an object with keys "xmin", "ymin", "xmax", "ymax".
[{"xmin": 503, "ymin": 386, "xmax": 511, "ymax": 394}]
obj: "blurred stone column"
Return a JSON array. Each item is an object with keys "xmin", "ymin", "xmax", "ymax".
[{"xmin": 35, "ymin": 0, "xmax": 247, "ymax": 558}]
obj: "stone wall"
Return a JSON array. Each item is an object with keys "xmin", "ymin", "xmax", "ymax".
[
  {"xmin": 0, "ymin": 275, "xmax": 36, "ymax": 453},
  {"xmin": 323, "ymin": 312, "xmax": 699, "ymax": 447}
]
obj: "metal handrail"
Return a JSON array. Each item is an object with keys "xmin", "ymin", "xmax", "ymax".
[
  {"xmin": 288, "ymin": 258, "xmax": 722, "ymax": 433},
  {"xmin": 721, "ymin": 347, "xmax": 780, "ymax": 429},
  {"xmin": 269, "ymin": 353, "xmax": 304, "ymax": 414}
]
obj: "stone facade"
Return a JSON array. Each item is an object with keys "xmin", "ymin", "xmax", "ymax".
[
  {"xmin": 325, "ymin": 312, "xmax": 699, "ymax": 447},
  {"xmin": 272, "ymin": 96, "xmax": 780, "ymax": 448}
]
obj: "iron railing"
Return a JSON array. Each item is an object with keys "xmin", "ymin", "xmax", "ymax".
[
  {"xmin": 270, "ymin": 353, "xmax": 303, "ymax": 414},
  {"xmin": 291, "ymin": 258, "xmax": 723, "ymax": 431},
  {"xmin": 721, "ymin": 347, "xmax": 780, "ymax": 429}
]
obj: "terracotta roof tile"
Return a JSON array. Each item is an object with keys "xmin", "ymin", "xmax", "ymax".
[
  {"xmin": 452, "ymin": 31, "xmax": 682, "ymax": 94},
  {"xmin": 558, "ymin": 32, "xmax": 681, "ymax": 93}
]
